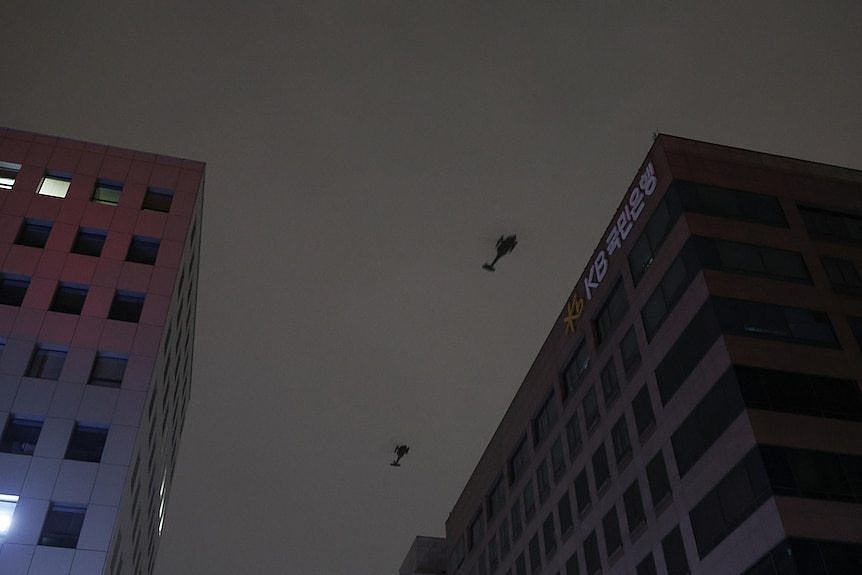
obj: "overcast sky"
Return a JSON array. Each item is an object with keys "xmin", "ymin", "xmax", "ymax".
[{"xmin": 2, "ymin": 2, "xmax": 861, "ymax": 573}]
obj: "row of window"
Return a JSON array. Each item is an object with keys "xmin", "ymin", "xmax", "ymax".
[
  {"xmin": 0, "ymin": 343, "xmax": 128, "ymax": 386},
  {"xmin": 0, "ymin": 160, "xmax": 174, "ymax": 212},
  {"xmin": 744, "ymin": 538, "xmax": 862, "ymax": 574},
  {"xmin": 15, "ymin": 218, "xmax": 161, "ymax": 264},
  {"xmin": 0, "ymin": 416, "xmax": 108, "ymax": 462},
  {"xmin": 0, "ymin": 277, "xmax": 145, "ymax": 322}
]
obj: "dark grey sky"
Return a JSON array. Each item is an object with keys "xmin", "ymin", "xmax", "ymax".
[{"xmin": 2, "ymin": 2, "xmax": 861, "ymax": 573}]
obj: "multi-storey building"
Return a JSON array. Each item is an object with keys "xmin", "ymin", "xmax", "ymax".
[
  {"xmin": 440, "ymin": 135, "xmax": 862, "ymax": 575},
  {"xmin": 0, "ymin": 127, "xmax": 203, "ymax": 574}
]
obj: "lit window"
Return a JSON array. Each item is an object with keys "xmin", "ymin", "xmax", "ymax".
[
  {"xmin": 92, "ymin": 180, "xmax": 122, "ymax": 205},
  {"xmin": 15, "ymin": 219, "xmax": 52, "ymax": 248},
  {"xmin": 0, "ymin": 161, "xmax": 22, "ymax": 190},
  {"xmin": 39, "ymin": 504, "xmax": 86, "ymax": 548},
  {"xmin": 109, "ymin": 291, "xmax": 145, "ymax": 323},
  {"xmin": 37, "ymin": 173, "xmax": 71, "ymax": 198},
  {"xmin": 0, "ymin": 494, "xmax": 19, "ymax": 536},
  {"xmin": 71, "ymin": 228, "xmax": 107, "ymax": 257},
  {"xmin": 143, "ymin": 187, "xmax": 173, "ymax": 212},
  {"xmin": 0, "ymin": 274, "xmax": 30, "ymax": 306},
  {"xmin": 65, "ymin": 424, "xmax": 108, "ymax": 462},
  {"xmin": 50, "ymin": 283, "xmax": 88, "ymax": 315},
  {"xmin": 26, "ymin": 346, "xmax": 66, "ymax": 380},
  {"xmin": 126, "ymin": 236, "xmax": 160, "ymax": 265},
  {"xmin": 89, "ymin": 354, "xmax": 127, "ymax": 388},
  {"xmin": 0, "ymin": 417, "xmax": 43, "ymax": 455}
]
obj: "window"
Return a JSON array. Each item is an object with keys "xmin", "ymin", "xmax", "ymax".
[
  {"xmin": 510, "ymin": 499, "xmax": 523, "ymax": 541},
  {"xmin": 565, "ymin": 551, "xmax": 580, "ymax": 575},
  {"xmin": 109, "ymin": 291, "xmax": 145, "ymax": 322},
  {"xmin": 646, "ymin": 451, "xmax": 672, "ymax": 509},
  {"xmin": 574, "ymin": 468, "xmax": 591, "ymax": 515},
  {"xmin": 636, "ymin": 553, "xmax": 657, "ymax": 575},
  {"xmin": 487, "ymin": 476, "xmax": 506, "ymax": 520},
  {"xmin": 821, "ymin": 256, "xmax": 862, "ymax": 294},
  {"xmin": 37, "ymin": 173, "xmax": 71, "ymax": 198},
  {"xmin": 623, "ymin": 480, "xmax": 647, "ymax": 534},
  {"xmin": 533, "ymin": 392, "xmax": 559, "ymax": 447},
  {"xmin": 0, "ymin": 274, "xmax": 29, "ymax": 306},
  {"xmin": 477, "ymin": 551, "xmax": 487, "ymax": 575},
  {"xmin": 0, "ymin": 416, "xmax": 42, "ymax": 455},
  {"xmin": 488, "ymin": 535, "xmax": 499, "ymax": 572},
  {"xmin": 565, "ymin": 413, "xmax": 583, "ymax": 460},
  {"xmin": 799, "ymin": 205, "xmax": 862, "ymax": 243},
  {"xmin": 662, "ymin": 525, "xmax": 691, "ymax": 575},
  {"xmin": 629, "ymin": 192, "xmax": 683, "ymax": 285},
  {"xmin": 583, "ymin": 386, "xmax": 600, "ymax": 431},
  {"xmin": 599, "ymin": 360, "xmax": 620, "ymax": 408},
  {"xmin": 0, "ymin": 494, "xmax": 19, "ymax": 537},
  {"xmin": 602, "ymin": 506, "xmax": 623, "ymax": 558},
  {"xmin": 92, "ymin": 179, "xmax": 123, "ymax": 205},
  {"xmin": 542, "ymin": 513, "xmax": 557, "ymax": 557},
  {"xmin": 557, "ymin": 492, "xmax": 573, "ymax": 537},
  {"xmin": 143, "ymin": 187, "xmax": 173, "ymax": 212},
  {"xmin": 498, "ymin": 517, "xmax": 511, "ymax": 557},
  {"xmin": 15, "ymin": 219, "xmax": 52, "ymax": 248},
  {"xmin": 523, "ymin": 478, "xmax": 536, "ymax": 520},
  {"xmin": 672, "ymin": 369, "xmax": 745, "ymax": 477},
  {"xmin": 611, "ymin": 415, "xmax": 632, "ymax": 465},
  {"xmin": 528, "ymin": 533, "xmax": 542, "ymax": 572},
  {"xmin": 583, "ymin": 531, "xmax": 601, "ymax": 575},
  {"xmin": 0, "ymin": 161, "xmax": 21, "ymax": 190},
  {"xmin": 563, "ymin": 342, "xmax": 591, "ymax": 399},
  {"xmin": 632, "ymin": 385, "xmax": 656, "ymax": 437},
  {"xmin": 65, "ymin": 424, "xmax": 109, "ymax": 462},
  {"xmin": 127, "ymin": 236, "xmax": 160, "ymax": 265},
  {"xmin": 760, "ymin": 445, "xmax": 862, "ymax": 503},
  {"xmin": 694, "ymin": 236, "xmax": 810, "ymax": 284},
  {"xmin": 713, "ymin": 297, "xmax": 838, "ymax": 347},
  {"xmin": 50, "ymin": 283, "xmax": 88, "ymax": 315},
  {"xmin": 27, "ymin": 346, "xmax": 66, "ymax": 379},
  {"xmin": 677, "ymin": 180, "xmax": 787, "ymax": 227},
  {"xmin": 620, "ymin": 326, "xmax": 641, "ymax": 376},
  {"xmin": 508, "ymin": 435, "xmax": 530, "ymax": 486},
  {"xmin": 536, "ymin": 459, "xmax": 551, "ymax": 503},
  {"xmin": 591, "ymin": 443, "xmax": 610, "ymax": 493},
  {"xmin": 594, "ymin": 280, "xmax": 629, "ymax": 344},
  {"xmin": 641, "ymin": 241, "xmax": 700, "ymax": 339},
  {"xmin": 514, "ymin": 553, "xmax": 526, "ymax": 575},
  {"xmin": 744, "ymin": 539, "xmax": 862, "ymax": 575},
  {"xmin": 72, "ymin": 228, "xmax": 107, "ymax": 256},
  {"xmin": 550, "ymin": 436, "xmax": 567, "ymax": 481},
  {"xmin": 39, "ymin": 504, "xmax": 86, "ymax": 548},
  {"xmin": 89, "ymin": 354, "xmax": 128, "ymax": 388}
]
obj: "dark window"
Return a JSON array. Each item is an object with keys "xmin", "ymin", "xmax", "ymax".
[
  {"xmin": 821, "ymin": 256, "xmax": 862, "ymax": 294},
  {"xmin": 735, "ymin": 365, "xmax": 862, "ymax": 421},
  {"xmin": 591, "ymin": 443, "xmax": 610, "ymax": 493},
  {"xmin": 583, "ymin": 386, "xmax": 600, "ymax": 432},
  {"xmin": 477, "ymin": 551, "xmax": 487, "ymax": 575},
  {"xmin": 646, "ymin": 451, "xmax": 672, "ymax": 509},
  {"xmin": 760, "ymin": 445, "xmax": 862, "ymax": 503},
  {"xmin": 451, "ymin": 536, "xmax": 465, "ymax": 570},
  {"xmin": 694, "ymin": 236, "xmax": 810, "ymax": 284},
  {"xmin": 636, "ymin": 553, "xmax": 657, "ymax": 575},
  {"xmin": 677, "ymin": 180, "xmax": 786, "ymax": 227},
  {"xmin": 488, "ymin": 535, "xmax": 499, "ymax": 572},
  {"xmin": 743, "ymin": 538, "xmax": 862, "ymax": 575},
  {"xmin": 71, "ymin": 228, "xmax": 107, "ymax": 256},
  {"xmin": 39, "ymin": 504, "xmax": 86, "ymax": 548},
  {"xmin": 0, "ymin": 274, "xmax": 29, "ymax": 306},
  {"xmin": 611, "ymin": 415, "xmax": 632, "ymax": 465},
  {"xmin": 563, "ymin": 341, "xmax": 591, "ymax": 400},
  {"xmin": 641, "ymin": 241, "xmax": 701, "ymax": 339},
  {"xmin": 672, "ymin": 369, "xmax": 745, "ymax": 477},
  {"xmin": 142, "ymin": 187, "xmax": 173, "ymax": 212},
  {"xmin": 468, "ymin": 512, "xmax": 484, "ymax": 550},
  {"xmin": 714, "ymin": 297, "xmax": 838, "ymax": 347},
  {"xmin": 602, "ymin": 506, "xmax": 623, "ymax": 558},
  {"xmin": 799, "ymin": 205, "xmax": 862, "ymax": 243},
  {"xmin": 0, "ymin": 416, "xmax": 42, "ymax": 455},
  {"xmin": 690, "ymin": 448, "xmax": 771, "ymax": 558},
  {"xmin": 514, "ymin": 552, "xmax": 526, "ymax": 575},
  {"xmin": 542, "ymin": 512, "xmax": 557, "ymax": 557},
  {"xmin": 655, "ymin": 300, "xmax": 721, "ymax": 405},
  {"xmin": 599, "ymin": 360, "xmax": 620, "ymax": 408},
  {"xmin": 50, "ymin": 283, "xmax": 88, "ymax": 314},
  {"xmin": 565, "ymin": 551, "xmax": 580, "ymax": 575},
  {"xmin": 89, "ymin": 354, "xmax": 127, "ymax": 388},
  {"xmin": 498, "ymin": 518, "xmax": 511, "ymax": 557},
  {"xmin": 583, "ymin": 531, "xmax": 601, "ymax": 575},
  {"xmin": 487, "ymin": 475, "xmax": 506, "ymax": 519},
  {"xmin": 662, "ymin": 525, "xmax": 691, "ymax": 575},
  {"xmin": 594, "ymin": 280, "xmax": 629, "ymax": 344},
  {"xmin": 566, "ymin": 412, "xmax": 583, "ymax": 460},
  {"xmin": 127, "ymin": 236, "xmax": 160, "ymax": 265},
  {"xmin": 27, "ymin": 346, "xmax": 66, "ymax": 379},
  {"xmin": 510, "ymin": 499, "xmax": 523, "ymax": 541},
  {"xmin": 550, "ymin": 436, "xmax": 567, "ymax": 482},
  {"xmin": 632, "ymin": 385, "xmax": 656, "ymax": 437},
  {"xmin": 629, "ymin": 192, "xmax": 683, "ymax": 284},
  {"xmin": 850, "ymin": 316, "xmax": 862, "ymax": 352},
  {"xmin": 92, "ymin": 180, "xmax": 122, "ymax": 205},
  {"xmin": 65, "ymin": 424, "xmax": 108, "ymax": 462},
  {"xmin": 557, "ymin": 492, "xmax": 573, "ymax": 537},
  {"xmin": 536, "ymin": 459, "xmax": 551, "ymax": 503},
  {"xmin": 508, "ymin": 435, "xmax": 530, "ymax": 485},
  {"xmin": 523, "ymin": 479, "xmax": 536, "ymax": 520},
  {"xmin": 0, "ymin": 160, "xmax": 21, "ymax": 190},
  {"xmin": 574, "ymin": 469, "xmax": 591, "ymax": 515},
  {"xmin": 528, "ymin": 533, "xmax": 542, "ymax": 572},
  {"xmin": 533, "ymin": 392, "xmax": 559, "ymax": 447},
  {"xmin": 109, "ymin": 291, "xmax": 145, "ymax": 322},
  {"xmin": 620, "ymin": 326, "xmax": 641, "ymax": 376},
  {"xmin": 623, "ymin": 480, "xmax": 647, "ymax": 534},
  {"xmin": 16, "ymin": 219, "xmax": 52, "ymax": 248}
]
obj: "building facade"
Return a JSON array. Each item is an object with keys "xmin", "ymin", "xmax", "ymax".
[
  {"xmin": 443, "ymin": 136, "xmax": 862, "ymax": 575},
  {"xmin": 0, "ymin": 127, "xmax": 203, "ymax": 574}
]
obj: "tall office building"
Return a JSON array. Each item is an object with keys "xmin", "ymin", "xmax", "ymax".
[
  {"xmin": 0, "ymin": 127, "xmax": 203, "ymax": 574},
  {"xmin": 437, "ymin": 136, "xmax": 862, "ymax": 575}
]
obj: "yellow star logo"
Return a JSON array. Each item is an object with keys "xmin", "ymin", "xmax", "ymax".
[{"xmin": 563, "ymin": 293, "xmax": 585, "ymax": 334}]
